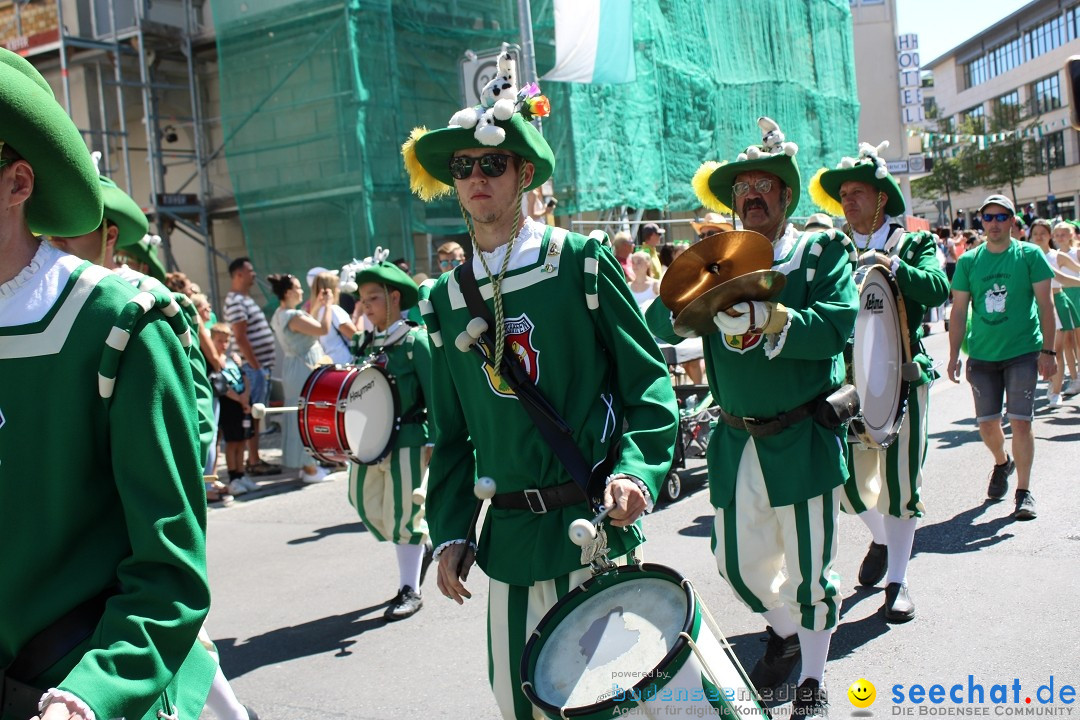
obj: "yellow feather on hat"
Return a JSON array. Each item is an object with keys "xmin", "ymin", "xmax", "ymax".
[
  {"xmin": 808, "ymin": 167, "xmax": 845, "ymax": 217},
  {"xmin": 692, "ymin": 161, "xmax": 731, "ymax": 214},
  {"xmin": 401, "ymin": 127, "xmax": 454, "ymax": 202}
]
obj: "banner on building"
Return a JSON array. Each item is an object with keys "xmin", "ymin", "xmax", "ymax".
[
  {"xmin": 898, "ymin": 33, "xmax": 923, "ymax": 125},
  {"xmin": 543, "ymin": 0, "xmax": 636, "ymax": 84}
]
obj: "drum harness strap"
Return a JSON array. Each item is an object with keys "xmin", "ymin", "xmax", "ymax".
[
  {"xmin": 356, "ymin": 323, "xmax": 428, "ymax": 426},
  {"xmin": 456, "ymin": 262, "xmax": 617, "ymax": 515}
]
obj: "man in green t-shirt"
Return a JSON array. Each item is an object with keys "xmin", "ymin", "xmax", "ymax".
[{"xmin": 948, "ymin": 195, "xmax": 1056, "ymax": 521}]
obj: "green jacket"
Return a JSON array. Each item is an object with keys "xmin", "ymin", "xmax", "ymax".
[
  {"xmin": 422, "ymin": 225, "xmax": 678, "ymax": 585},
  {"xmin": 353, "ymin": 324, "xmax": 434, "ymax": 449},
  {"xmin": 0, "ymin": 261, "xmax": 214, "ymax": 720}
]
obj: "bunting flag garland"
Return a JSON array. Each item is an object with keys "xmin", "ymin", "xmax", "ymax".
[{"xmin": 906, "ymin": 117, "xmax": 1073, "ymax": 151}]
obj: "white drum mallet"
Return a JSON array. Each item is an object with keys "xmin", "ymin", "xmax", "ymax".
[
  {"xmin": 568, "ymin": 505, "xmax": 613, "ymax": 546},
  {"xmin": 249, "ymin": 403, "xmax": 299, "ymax": 420},
  {"xmin": 454, "ymin": 317, "xmax": 490, "ymax": 354},
  {"xmin": 458, "ymin": 476, "xmax": 497, "ymax": 576}
]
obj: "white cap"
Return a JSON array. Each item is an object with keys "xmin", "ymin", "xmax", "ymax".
[{"xmin": 306, "ymin": 266, "xmax": 338, "ymax": 288}]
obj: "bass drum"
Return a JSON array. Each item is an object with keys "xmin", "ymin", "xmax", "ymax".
[
  {"xmin": 298, "ymin": 363, "xmax": 400, "ymax": 465},
  {"xmin": 850, "ymin": 264, "xmax": 913, "ymax": 449},
  {"xmin": 521, "ymin": 563, "xmax": 768, "ymax": 719}
]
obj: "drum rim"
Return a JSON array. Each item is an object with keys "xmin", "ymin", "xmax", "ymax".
[
  {"xmin": 519, "ymin": 563, "xmax": 702, "ymax": 715},
  {"xmin": 345, "ymin": 362, "xmax": 402, "ymax": 465},
  {"xmin": 297, "ymin": 363, "xmax": 358, "ymax": 465},
  {"xmin": 852, "ymin": 265, "xmax": 911, "ymax": 450}
]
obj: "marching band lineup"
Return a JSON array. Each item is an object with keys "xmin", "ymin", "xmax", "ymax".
[{"xmin": 0, "ymin": 38, "xmax": 1065, "ymax": 720}]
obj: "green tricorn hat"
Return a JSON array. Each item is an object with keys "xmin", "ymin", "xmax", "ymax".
[
  {"xmin": 342, "ymin": 251, "xmax": 419, "ymax": 309},
  {"xmin": 95, "ymin": 155, "xmax": 149, "ymax": 248},
  {"xmin": 692, "ymin": 117, "xmax": 801, "ymax": 219},
  {"xmin": 121, "ymin": 234, "xmax": 166, "ymax": 282},
  {"xmin": 0, "ymin": 48, "xmax": 102, "ymax": 237},
  {"xmin": 809, "ymin": 140, "xmax": 906, "ymax": 218}
]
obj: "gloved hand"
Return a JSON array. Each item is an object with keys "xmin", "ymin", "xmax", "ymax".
[
  {"xmin": 713, "ymin": 301, "xmax": 789, "ymax": 336},
  {"xmin": 858, "ymin": 250, "xmax": 892, "ymax": 268}
]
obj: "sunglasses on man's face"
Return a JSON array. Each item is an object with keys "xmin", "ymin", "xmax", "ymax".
[
  {"xmin": 982, "ymin": 212, "xmax": 1012, "ymax": 223},
  {"xmin": 448, "ymin": 154, "xmax": 511, "ymax": 180},
  {"xmin": 439, "ymin": 258, "xmax": 463, "ymax": 269}
]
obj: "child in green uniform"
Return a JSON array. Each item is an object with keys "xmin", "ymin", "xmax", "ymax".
[
  {"xmin": 0, "ymin": 48, "xmax": 215, "ymax": 720},
  {"xmin": 402, "ymin": 57, "xmax": 678, "ymax": 719},
  {"xmin": 809, "ymin": 142, "xmax": 950, "ymax": 624},
  {"xmin": 342, "ymin": 253, "xmax": 435, "ymax": 620}
]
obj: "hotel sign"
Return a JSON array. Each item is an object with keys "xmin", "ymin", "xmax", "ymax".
[{"xmin": 898, "ymin": 33, "xmax": 924, "ymax": 124}]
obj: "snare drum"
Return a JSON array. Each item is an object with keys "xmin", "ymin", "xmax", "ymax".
[
  {"xmin": 521, "ymin": 563, "xmax": 767, "ymax": 719},
  {"xmin": 298, "ymin": 363, "xmax": 400, "ymax": 465},
  {"xmin": 850, "ymin": 264, "xmax": 913, "ymax": 449}
]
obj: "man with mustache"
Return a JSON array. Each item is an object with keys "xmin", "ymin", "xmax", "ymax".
[
  {"xmin": 809, "ymin": 143, "xmax": 949, "ymax": 624},
  {"xmin": 685, "ymin": 117, "xmax": 859, "ymax": 719}
]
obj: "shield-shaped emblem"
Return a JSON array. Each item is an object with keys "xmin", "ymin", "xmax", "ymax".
[
  {"xmin": 482, "ymin": 314, "xmax": 540, "ymax": 397},
  {"xmin": 721, "ymin": 332, "xmax": 763, "ymax": 354}
]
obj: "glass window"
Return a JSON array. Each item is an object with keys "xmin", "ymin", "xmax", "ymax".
[
  {"xmin": 1026, "ymin": 14, "xmax": 1064, "ymax": 61},
  {"xmin": 1031, "ymin": 73, "xmax": 1061, "ymax": 115},
  {"xmin": 963, "ymin": 104, "xmax": 986, "ymax": 132},
  {"xmin": 1057, "ymin": 196, "xmax": 1075, "ymax": 220},
  {"xmin": 1034, "ymin": 131, "xmax": 1066, "ymax": 173},
  {"xmin": 963, "ymin": 35, "xmax": 1024, "ymax": 89},
  {"xmin": 995, "ymin": 90, "xmax": 1021, "ymax": 124}
]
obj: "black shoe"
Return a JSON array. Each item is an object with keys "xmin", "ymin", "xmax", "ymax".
[
  {"xmin": 987, "ymin": 456, "xmax": 1014, "ymax": 500},
  {"xmin": 1014, "ymin": 490, "xmax": 1037, "ymax": 520},
  {"xmin": 792, "ymin": 678, "xmax": 829, "ymax": 719},
  {"xmin": 384, "ymin": 585, "xmax": 422, "ymax": 621},
  {"xmin": 244, "ymin": 707, "xmax": 260, "ymax": 720},
  {"xmin": 419, "ymin": 542, "xmax": 434, "ymax": 587},
  {"xmin": 883, "ymin": 582, "xmax": 915, "ymax": 623},
  {"xmin": 749, "ymin": 626, "xmax": 801, "ymax": 691},
  {"xmin": 857, "ymin": 542, "xmax": 888, "ymax": 587}
]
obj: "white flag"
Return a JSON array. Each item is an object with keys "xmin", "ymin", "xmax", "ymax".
[{"xmin": 543, "ymin": 0, "xmax": 636, "ymax": 85}]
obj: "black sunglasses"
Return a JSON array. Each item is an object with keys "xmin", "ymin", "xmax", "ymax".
[
  {"xmin": 982, "ymin": 212, "xmax": 1012, "ymax": 223},
  {"xmin": 448, "ymin": 154, "xmax": 511, "ymax": 180}
]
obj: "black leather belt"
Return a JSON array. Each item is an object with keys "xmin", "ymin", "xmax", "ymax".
[
  {"xmin": 489, "ymin": 481, "xmax": 587, "ymax": 514},
  {"xmin": 718, "ymin": 397, "xmax": 818, "ymax": 438},
  {"xmin": 0, "ymin": 673, "xmax": 43, "ymax": 719}
]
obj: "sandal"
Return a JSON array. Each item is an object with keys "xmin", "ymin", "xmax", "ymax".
[
  {"xmin": 205, "ymin": 479, "xmax": 235, "ymax": 506},
  {"xmin": 246, "ymin": 460, "xmax": 281, "ymax": 476}
]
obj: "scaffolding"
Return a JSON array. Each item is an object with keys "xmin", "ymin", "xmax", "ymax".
[{"xmin": 20, "ymin": 0, "xmax": 226, "ymax": 306}]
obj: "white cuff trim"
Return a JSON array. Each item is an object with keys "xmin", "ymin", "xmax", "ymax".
[
  {"xmin": 764, "ymin": 313, "xmax": 794, "ymax": 360},
  {"xmin": 890, "ymin": 255, "xmax": 901, "ymax": 274},
  {"xmin": 606, "ymin": 473, "xmax": 654, "ymax": 514},
  {"xmin": 39, "ymin": 688, "xmax": 96, "ymax": 720},
  {"xmin": 433, "ymin": 538, "xmax": 475, "ymax": 560}
]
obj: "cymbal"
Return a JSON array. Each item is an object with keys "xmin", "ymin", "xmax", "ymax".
[
  {"xmin": 673, "ymin": 270, "xmax": 787, "ymax": 338},
  {"xmin": 660, "ymin": 230, "xmax": 774, "ymax": 316}
]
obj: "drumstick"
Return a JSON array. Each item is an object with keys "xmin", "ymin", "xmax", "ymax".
[
  {"xmin": 249, "ymin": 403, "xmax": 299, "ymax": 419},
  {"xmin": 568, "ymin": 505, "xmax": 613, "ymax": 546},
  {"xmin": 459, "ymin": 476, "xmax": 497, "ymax": 577}
]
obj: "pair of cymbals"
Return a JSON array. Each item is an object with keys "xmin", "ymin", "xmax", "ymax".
[{"xmin": 658, "ymin": 230, "xmax": 786, "ymax": 338}]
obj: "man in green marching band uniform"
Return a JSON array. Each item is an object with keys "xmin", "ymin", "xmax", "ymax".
[
  {"xmin": 0, "ymin": 48, "xmax": 215, "ymax": 720},
  {"xmin": 810, "ymin": 142, "xmax": 949, "ymax": 623},
  {"xmin": 689, "ymin": 117, "xmax": 858, "ymax": 719},
  {"xmin": 343, "ymin": 254, "xmax": 435, "ymax": 621},
  {"xmin": 402, "ymin": 56, "xmax": 678, "ymax": 718}
]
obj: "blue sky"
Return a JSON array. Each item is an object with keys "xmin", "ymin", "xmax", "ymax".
[{"xmin": 896, "ymin": 0, "xmax": 1028, "ymax": 64}]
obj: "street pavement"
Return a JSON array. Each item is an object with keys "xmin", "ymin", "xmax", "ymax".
[{"xmin": 201, "ymin": 327, "xmax": 1080, "ymax": 719}]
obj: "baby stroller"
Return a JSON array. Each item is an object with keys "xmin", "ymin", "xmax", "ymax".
[{"xmin": 661, "ymin": 384, "xmax": 717, "ymax": 502}]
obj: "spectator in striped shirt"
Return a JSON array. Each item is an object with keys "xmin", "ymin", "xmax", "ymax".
[{"xmin": 224, "ymin": 257, "xmax": 280, "ymax": 476}]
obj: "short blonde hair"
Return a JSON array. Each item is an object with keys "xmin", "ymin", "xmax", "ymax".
[
  {"xmin": 210, "ymin": 322, "xmax": 232, "ymax": 337},
  {"xmin": 191, "ymin": 292, "xmax": 209, "ymax": 310},
  {"xmin": 612, "ymin": 231, "xmax": 632, "ymax": 248},
  {"xmin": 437, "ymin": 241, "xmax": 464, "ymax": 256},
  {"xmin": 630, "ymin": 251, "xmax": 650, "ymax": 264},
  {"xmin": 312, "ymin": 271, "xmax": 341, "ymax": 302}
]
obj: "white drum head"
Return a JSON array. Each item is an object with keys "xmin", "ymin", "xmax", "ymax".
[
  {"xmin": 343, "ymin": 365, "xmax": 397, "ymax": 463},
  {"xmin": 853, "ymin": 266, "xmax": 905, "ymax": 447},
  {"xmin": 533, "ymin": 578, "xmax": 685, "ymax": 708}
]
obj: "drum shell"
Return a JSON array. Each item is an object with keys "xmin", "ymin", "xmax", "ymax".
[
  {"xmin": 298, "ymin": 364, "xmax": 358, "ymax": 464},
  {"xmin": 521, "ymin": 563, "xmax": 766, "ymax": 719}
]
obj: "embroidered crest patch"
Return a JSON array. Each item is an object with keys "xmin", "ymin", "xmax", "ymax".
[
  {"xmin": 720, "ymin": 332, "xmax": 763, "ymax": 354},
  {"xmin": 481, "ymin": 314, "xmax": 540, "ymax": 397}
]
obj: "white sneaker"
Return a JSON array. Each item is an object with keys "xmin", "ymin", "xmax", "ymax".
[
  {"xmin": 301, "ymin": 466, "xmax": 330, "ymax": 484},
  {"xmin": 1063, "ymin": 379, "xmax": 1080, "ymax": 397},
  {"xmin": 239, "ymin": 476, "xmax": 260, "ymax": 492},
  {"xmin": 1048, "ymin": 392, "xmax": 1063, "ymax": 408},
  {"xmin": 227, "ymin": 479, "xmax": 249, "ymax": 496}
]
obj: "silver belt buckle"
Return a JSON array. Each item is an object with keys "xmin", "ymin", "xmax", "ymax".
[{"xmin": 524, "ymin": 488, "xmax": 548, "ymax": 514}]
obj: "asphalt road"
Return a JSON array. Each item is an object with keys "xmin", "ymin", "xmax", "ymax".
[{"xmin": 202, "ymin": 326, "xmax": 1080, "ymax": 719}]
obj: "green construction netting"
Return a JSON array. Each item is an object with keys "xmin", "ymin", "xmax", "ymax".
[{"xmin": 211, "ymin": 0, "xmax": 859, "ymax": 280}]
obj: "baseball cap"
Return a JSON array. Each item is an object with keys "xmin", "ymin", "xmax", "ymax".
[
  {"xmin": 642, "ymin": 222, "xmax": 666, "ymax": 236},
  {"xmin": 979, "ymin": 194, "xmax": 1015, "ymax": 215},
  {"xmin": 804, "ymin": 213, "xmax": 834, "ymax": 231}
]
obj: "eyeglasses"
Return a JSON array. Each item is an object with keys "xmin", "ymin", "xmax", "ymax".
[
  {"xmin": 732, "ymin": 178, "xmax": 774, "ymax": 197},
  {"xmin": 448, "ymin": 154, "xmax": 511, "ymax": 180},
  {"xmin": 439, "ymin": 258, "xmax": 463, "ymax": 269},
  {"xmin": 982, "ymin": 212, "xmax": 1012, "ymax": 223}
]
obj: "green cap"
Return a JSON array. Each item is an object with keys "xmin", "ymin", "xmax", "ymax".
[
  {"xmin": 351, "ymin": 261, "xmax": 419, "ymax": 309},
  {"xmin": 811, "ymin": 141, "xmax": 905, "ymax": 218},
  {"xmin": 121, "ymin": 235, "xmax": 166, "ymax": 282},
  {"xmin": 99, "ymin": 173, "xmax": 149, "ymax": 248}
]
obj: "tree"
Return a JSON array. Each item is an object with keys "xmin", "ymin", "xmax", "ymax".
[
  {"xmin": 912, "ymin": 116, "xmax": 978, "ymax": 220},
  {"xmin": 976, "ymin": 104, "xmax": 1040, "ymax": 207}
]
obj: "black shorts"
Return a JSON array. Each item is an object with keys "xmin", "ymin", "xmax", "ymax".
[{"xmin": 219, "ymin": 396, "xmax": 254, "ymax": 442}]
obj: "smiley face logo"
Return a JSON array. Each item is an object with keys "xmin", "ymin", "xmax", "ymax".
[{"xmin": 848, "ymin": 679, "xmax": 876, "ymax": 708}]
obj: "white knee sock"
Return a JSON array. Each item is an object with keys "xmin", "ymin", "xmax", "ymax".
[
  {"xmin": 883, "ymin": 515, "xmax": 918, "ymax": 585},
  {"xmin": 762, "ymin": 607, "xmax": 799, "ymax": 638},
  {"xmin": 203, "ymin": 666, "xmax": 248, "ymax": 720},
  {"xmin": 396, "ymin": 543, "xmax": 424, "ymax": 591},
  {"xmin": 796, "ymin": 628, "xmax": 833, "ymax": 684},
  {"xmin": 859, "ymin": 509, "xmax": 887, "ymax": 545}
]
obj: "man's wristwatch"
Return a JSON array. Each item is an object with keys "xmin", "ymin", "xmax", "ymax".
[{"xmin": 1040, "ymin": 348, "xmax": 1057, "ymax": 356}]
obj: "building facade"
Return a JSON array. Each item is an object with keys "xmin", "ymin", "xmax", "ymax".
[{"xmin": 917, "ymin": 0, "xmax": 1080, "ymax": 226}]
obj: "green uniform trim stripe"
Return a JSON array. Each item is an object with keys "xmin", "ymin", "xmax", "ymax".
[
  {"xmin": 98, "ymin": 289, "xmax": 190, "ymax": 399},
  {"xmin": 718, "ymin": 502, "xmax": 768, "ymax": 614}
]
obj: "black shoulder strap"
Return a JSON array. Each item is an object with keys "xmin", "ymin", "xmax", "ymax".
[{"xmin": 456, "ymin": 262, "xmax": 596, "ymax": 501}]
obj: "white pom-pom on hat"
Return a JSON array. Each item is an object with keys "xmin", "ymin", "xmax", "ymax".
[
  {"xmin": 492, "ymin": 99, "xmax": 515, "ymax": 121},
  {"xmin": 737, "ymin": 152, "xmax": 749, "ymax": 162},
  {"xmin": 450, "ymin": 108, "xmax": 480, "ymax": 129},
  {"xmin": 783, "ymin": 142, "xmax": 798, "ymax": 157},
  {"xmin": 875, "ymin": 166, "xmax": 888, "ymax": 179}
]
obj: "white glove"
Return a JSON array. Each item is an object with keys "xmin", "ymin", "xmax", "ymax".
[{"xmin": 713, "ymin": 301, "xmax": 787, "ymax": 336}]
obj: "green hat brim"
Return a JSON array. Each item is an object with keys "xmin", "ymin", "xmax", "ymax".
[
  {"xmin": 100, "ymin": 178, "xmax": 149, "ymax": 248},
  {"xmin": 818, "ymin": 163, "xmax": 905, "ymax": 216},
  {"xmin": 354, "ymin": 262, "xmax": 419, "ymax": 309},
  {"xmin": 707, "ymin": 154, "xmax": 801, "ymax": 218},
  {"xmin": 123, "ymin": 241, "xmax": 166, "ymax": 282},
  {"xmin": 0, "ymin": 49, "xmax": 102, "ymax": 237},
  {"xmin": 414, "ymin": 114, "xmax": 553, "ymax": 192}
]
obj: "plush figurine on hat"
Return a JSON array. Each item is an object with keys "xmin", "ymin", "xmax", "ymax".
[
  {"xmin": 809, "ymin": 140, "xmax": 905, "ymax": 218},
  {"xmin": 450, "ymin": 44, "xmax": 521, "ymax": 146},
  {"xmin": 739, "ymin": 117, "xmax": 799, "ymax": 162}
]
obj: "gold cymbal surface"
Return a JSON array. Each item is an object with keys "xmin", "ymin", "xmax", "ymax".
[
  {"xmin": 673, "ymin": 270, "xmax": 787, "ymax": 338},
  {"xmin": 659, "ymin": 230, "xmax": 773, "ymax": 316}
]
